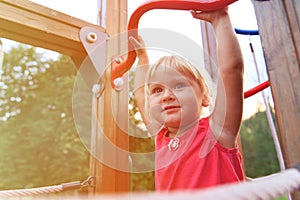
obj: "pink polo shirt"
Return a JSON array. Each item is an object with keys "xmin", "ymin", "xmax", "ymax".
[{"xmin": 155, "ymin": 117, "xmax": 245, "ymax": 191}]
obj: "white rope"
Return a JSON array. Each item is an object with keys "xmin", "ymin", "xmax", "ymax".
[
  {"xmin": 1, "ymin": 169, "xmax": 299, "ymax": 199},
  {"xmin": 0, "ymin": 180, "xmax": 84, "ymax": 199},
  {"xmin": 101, "ymin": 168, "xmax": 300, "ymax": 200},
  {"xmin": 0, "ymin": 185, "xmax": 63, "ymax": 198}
]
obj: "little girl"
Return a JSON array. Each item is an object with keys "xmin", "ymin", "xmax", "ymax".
[{"xmin": 130, "ymin": 7, "xmax": 245, "ymax": 191}]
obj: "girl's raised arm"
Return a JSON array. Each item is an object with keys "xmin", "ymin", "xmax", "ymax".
[{"xmin": 191, "ymin": 8, "xmax": 244, "ymax": 148}]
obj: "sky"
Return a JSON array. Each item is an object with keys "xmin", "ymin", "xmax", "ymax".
[{"xmin": 1, "ymin": 0, "xmax": 271, "ymax": 119}]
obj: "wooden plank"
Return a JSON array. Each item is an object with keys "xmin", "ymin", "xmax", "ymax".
[
  {"xmin": 284, "ymin": 0, "xmax": 300, "ymax": 58},
  {"xmin": 252, "ymin": 0, "xmax": 300, "ymax": 199},
  {"xmin": 114, "ymin": 0, "xmax": 130, "ymax": 192},
  {"xmin": 0, "ymin": 0, "xmax": 105, "ymax": 66},
  {"xmin": 89, "ymin": 0, "xmax": 130, "ymax": 194},
  {"xmin": 103, "ymin": 0, "xmax": 129, "ymax": 191}
]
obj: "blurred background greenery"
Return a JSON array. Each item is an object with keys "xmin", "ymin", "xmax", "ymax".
[{"xmin": 0, "ymin": 43, "xmax": 281, "ymax": 196}]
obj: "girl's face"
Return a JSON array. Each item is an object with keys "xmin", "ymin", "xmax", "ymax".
[{"xmin": 148, "ymin": 67, "xmax": 206, "ymax": 130}]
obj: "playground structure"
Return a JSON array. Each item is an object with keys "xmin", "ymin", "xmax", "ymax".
[{"xmin": 0, "ymin": 0, "xmax": 300, "ymax": 199}]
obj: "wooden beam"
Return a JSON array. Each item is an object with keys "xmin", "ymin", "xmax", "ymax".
[
  {"xmin": 252, "ymin": 0, "xmax": 300, "ymax": 199},
  {"xmin": 0, "ymin": 0, "xmax": 105, "ymax": 66},
  {"xmin": 102, "ymin": 0, "xmax": 129, "ymax": 191},
  {"xmin": 89, "ymin": 0, "xmax": 130, "ymax": 194}
]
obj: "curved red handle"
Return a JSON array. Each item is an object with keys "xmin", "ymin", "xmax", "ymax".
[{"xmin": 111, "ymin": 0, "xmax": 238, "ymax": 87}]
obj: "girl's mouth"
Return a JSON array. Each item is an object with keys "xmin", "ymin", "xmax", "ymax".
[{"xmin": 164, "ymin": 105, "xmax": 181, "ymax": 111}]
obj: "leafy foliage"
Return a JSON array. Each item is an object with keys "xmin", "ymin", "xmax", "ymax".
[
  {"xmin": 0, "ymin": 45, "xmax": 89, "ymax": 190},
  {"xmin": 240, "ymin": 110, "xmax": 280, "ymax": 178},
  {"xmin": 128, "ymin": 70, "xmax": 155, "ymax": 191}
]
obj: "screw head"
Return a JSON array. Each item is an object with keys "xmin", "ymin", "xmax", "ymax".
[
  {"xmin": 113, "ymin": 77, "xmax": 124, "ymax": 91},
  {"xmin": 115, "ymin": 56, "xmax": 122, "ymax": 64}
]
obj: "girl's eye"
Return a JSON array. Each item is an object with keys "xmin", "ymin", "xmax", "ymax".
[
  {"xmin": 174, "ymin": 82, "xmax": 187, "ymax": 90},
  {"xmin": 151, "ymin": 87, "xmax": 163, "ymax": 94}
]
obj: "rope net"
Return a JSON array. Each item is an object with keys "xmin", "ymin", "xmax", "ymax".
[
  {"xmin": 0, "ymin": 168, "xmax": 300, "ymax": 199},
  {"xmin": 101, "ymin": 168, "xmax": 300, "ymax": 200}
]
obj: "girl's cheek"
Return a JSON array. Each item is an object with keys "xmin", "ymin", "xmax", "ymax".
[
  {"xmin": 149, "ymin": 104, "xmax": 165, "ymax": 122},
  {"xmin": 149, "ymin": 97, "xmax": 155, "ymax": 105},
  {"xmin": 149, "ymin": 95, "xmax": 161, "ymax": 104}
]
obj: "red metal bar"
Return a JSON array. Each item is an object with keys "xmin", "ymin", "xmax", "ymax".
[
  {"xmin": 244, "ymin": 80, "xmax": 270, "ymax": 98},
  {"xmin": 111, "ymin": 0, "xmax": 238, "ymax": 88}
]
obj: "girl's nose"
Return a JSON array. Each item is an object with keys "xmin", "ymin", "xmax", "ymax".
[{"xmin": 162, "ymin": 88, "xmax": 175, "ymax": 102}]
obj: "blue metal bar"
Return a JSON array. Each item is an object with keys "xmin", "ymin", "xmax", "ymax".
[{"xmin": 234, "ymin": 28, "xmax": 259, "ymax": 35}]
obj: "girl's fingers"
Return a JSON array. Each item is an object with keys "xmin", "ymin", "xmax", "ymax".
[
  {"xmin": 129, "ymin": 36, "xmax": 148, "ymax": 59},
  {"xmin": 129, "ymin": 36, "xmax": 142, "ymax": 49}
]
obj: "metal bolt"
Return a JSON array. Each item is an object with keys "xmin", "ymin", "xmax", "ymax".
[
  {"xmin": 86, "ymin": 32, "xmax": 97, "ymax": 43},
  {"xmin": 113, "ymin": 77, "xmax": 124, "ymax": 91},
  {"xmin": 92, "ymin": 83, "xmax": 104, "ymax": 98},
  {"xmin": 115, "ymin": 56, "xmax": 122, "ymax": 64}
]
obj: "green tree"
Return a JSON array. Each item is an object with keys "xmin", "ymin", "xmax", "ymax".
[
  {"xmin": 0, "ymin": 44, "xmax": 89, "ymax": 190},
  {"xmin": 128, "ymin": 70, "xmax": 155, "ymax": 191},
  {"xmin": 241, "ymin": 110, "xmax": 280, "ymax": 178}
]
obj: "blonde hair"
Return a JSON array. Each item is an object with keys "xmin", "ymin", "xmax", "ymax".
[{"xmin": 144, "ymin": 55, "xmax": 211, "ymax": 118}]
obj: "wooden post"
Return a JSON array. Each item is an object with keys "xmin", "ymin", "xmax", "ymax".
[
  {"xmin": 89, "ymin": 0, "xmax": 130, "ymax": 194},
  {"xmin": 252, "ymin": 0, "xmax": 300, "ymax": 199}
]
